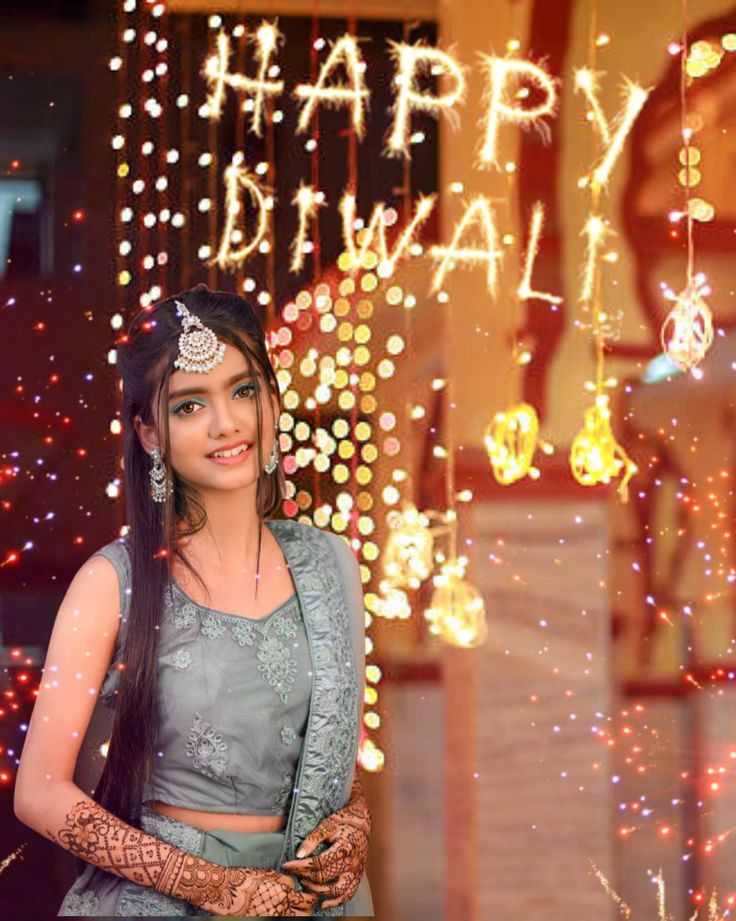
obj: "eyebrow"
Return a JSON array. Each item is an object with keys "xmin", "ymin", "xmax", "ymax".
[{"xmin": 168, "ymin": 371, "xmax": 255, "ymax": 401}]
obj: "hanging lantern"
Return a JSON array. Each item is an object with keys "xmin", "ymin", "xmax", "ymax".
[
  {"xmin": 373, "ymin": 584, "xmax": 412, "ymax": 620},
  {"xmin": 660, "ymin": 275, "xmax": 713, "ymax": 372},
  {"xmin": 569, "ymin": 393, "xmax": 637, "ymax": 501},
  {"xmin": 484, "ymin": 401, "xmax": 542, "ymax": 484},
  {"xmin": 380, "ymin": 501, "xmax": 434, "ymax": 590},
  {"xmin": 425, "ymin": 556, "xmax": 487, "ymax": 648}
]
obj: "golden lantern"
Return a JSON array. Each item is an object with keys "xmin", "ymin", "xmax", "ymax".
[
  {"xmin": 425, "ymin": 556, "xmax": 487, "ymax": 648},
  {"xmin": 569, "ymin": 393, "xmax": 637, "ymax": 502},
  {"xmin": 380, "ymin": 501, "xmax": 434, "ymax": 590},
  {"xmin": 484, "ymin": 401, "xmax": 543, "ymax": 484}
]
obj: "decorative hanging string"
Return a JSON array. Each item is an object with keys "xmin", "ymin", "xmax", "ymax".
[
  {"xmin": 568, "ymin": 0, "xmax": 638, "ymax": 502},
  {"xmin": 658, "ymin": 0, "xmax": 713, "ymax": 371}
]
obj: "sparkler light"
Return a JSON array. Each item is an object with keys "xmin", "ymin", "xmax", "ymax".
[
  {"xmin": 429, "ymin": 196, "xmax": 502, "ymax": 295},
  {"xmin": 518, "ymin": 202, "xmax": 563, "ymax": 304},
  {"xmin": 212, "ymin": 153, "xmax": 268, "ymax": 269},
  {"xmin": 289, "ymin": 183, "xmax": 325, "ymax": 273},
  {"xmin": 386, "ymin": 40, "xmax": 466, "ymax": 156},
  {"xmin": 479, "ymin": 55, "xmax": 557, "ymax": 169},
  {"xmin": 574, "ymin": 69, "xmax": 650, "ymax": 191},
  {"xmin": 294, "ymin": 34, "xmax": 370, "ymax": 138},
  {"xmin": 203, "ymin": 26, "xmax": 284, "ymax": 135},
  {"xmin": 340, "ymin": 192, "xmax": 436, "ymax": 274},
  {"xmin": 580, "ymin": 214, "xmax": 610, "ymax": 307}
]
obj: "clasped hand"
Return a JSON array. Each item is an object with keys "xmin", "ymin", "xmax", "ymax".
[{"xmin": 281, "ymin": 776, "xmax": 371, "ymax": 910}]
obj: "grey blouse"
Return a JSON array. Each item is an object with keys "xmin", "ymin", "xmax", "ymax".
[{"xmin": 95, "ymin": 534, "xmax": 314, "ymax": 816}]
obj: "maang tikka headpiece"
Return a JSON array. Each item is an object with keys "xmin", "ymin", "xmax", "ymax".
[{"xmin": 173, "ymin": 299, "xmax": 226, "ymax": 373}]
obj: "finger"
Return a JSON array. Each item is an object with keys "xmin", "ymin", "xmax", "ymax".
[
  {"xmin": 295, "ymin": 826, "xmax": 332, "ymax": 858},
  {"xmin": 276, "ymin": 872, "xmax": 296, "ymax": 888},
  {"xmin": 291, "ymin": 892, "xmax": 318, "ymax": 912},
  {"xmin": 299, "ymin": 879, "xmax": 332, "ymax": 894},
  {"xmin": 281, "ymin": 858, "xmax": 312, "ymax": 872}
]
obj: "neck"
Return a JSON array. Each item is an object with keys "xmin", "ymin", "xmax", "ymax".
[{"xmin": 176, "ymin": 487, "xmax": 265, "ymax": 571}]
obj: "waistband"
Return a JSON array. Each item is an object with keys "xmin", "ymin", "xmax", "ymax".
[{"xmin": 139, "ymin": 804, "xmax": 286, "ymax": 870}]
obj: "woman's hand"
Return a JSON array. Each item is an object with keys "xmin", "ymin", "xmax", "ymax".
[
  {"xmin": 281, "ymin": 775, "xmax": 371, "ymax": 909},
  {"xmin": 157, "ymin": 849, "xmax": 317, "ymax": 916},
  {"xmin": 203, "ymin": 866, "xmax": 318, "ymax": 916}
]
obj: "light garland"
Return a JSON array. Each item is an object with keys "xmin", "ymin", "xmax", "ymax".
[
  {"xmin": 517, "ymin": 202, "xmax": 563, "ymax": 305},
  {"xmin": 479, "ymin": 55, "xmax": 557, "ymax": 169},
  {"xmin": 340, "ymin": 192, "xmax": 436, "ymax": 274},
  {"xmin": 289, "ymin": 183, "xmax": 325, "ymax": 273},
  {"xmin": 212, "ymin": 153, "xmax": 269, "ymax": 270},
  {"xmin": 203, "ymin": 26, "xmax": 284, "ymax": 136},
  {"xmin": 429, "ymin": 196, "xmax": 502, "ymax": 296},
  {"xmin": 294, "ymin": 34, "xmax": 370, "ymax": 139},
  {"xmin": 385, "ymin": 40, "xmax": 466, "ymax": 157}
]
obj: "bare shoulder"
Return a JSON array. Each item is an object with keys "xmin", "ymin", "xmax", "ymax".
[{"xmin": 14, "ymin": 546, "xmax": 123, "ymax": 810}]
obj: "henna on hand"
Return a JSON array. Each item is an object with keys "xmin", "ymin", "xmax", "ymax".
[
  {"xmin": 46, "ymin": 800, "xmax": 181, "ymax": 889},
  {"xmin": 282, "ymin": 774, "xmax": 371, "ymax": 909},
  {"xmin": 46, "ymin": 800, "xmax": 317, "ymax": 916},
  {"xmin": 158, "ymin": 852, "xmax": 317, "ymax": 916}
]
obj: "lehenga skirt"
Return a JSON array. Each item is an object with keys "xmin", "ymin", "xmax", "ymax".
[{"xmin": 57, "ymin": 803, "xmax": 373, "ymax": 916}]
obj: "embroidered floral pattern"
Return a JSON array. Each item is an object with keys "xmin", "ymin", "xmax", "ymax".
[
  {"xmin": 272, "ymin": 770, "xmax": 294, "ymax": 814},
  {"xmin": 266, "ymin": 519, "xmax": 359, "ymax": 864},
  {"xmin": 172, "ymin": 648, "xmax": 192, "ymax": 670},
  {"xmin": 58, "ymin": 887, "xmax": 100, "ymax": 916},
  {"xmin": 231, "ymin": 618, "xmax": 257, "ymax": 646},
  {"xmin": 170, "ymin": 600, "xmax": 197, "ymax": 629},
  {"xmin": 200, "ymin": 612, "xmax": 225, "ymax": 639},
  {"xmin": 116, "ymin": 888, "xmax": 192, "ymax": 916},
  {"xmin": 257, "ymin": 634, "xmax": 298, "ymax": 704},
  {"xmin": 185, "ymin": 712, "xmax": 229, "ymax": 780},
  {"xmin": 280, "ymin": 726, "xmax": 296, "ymax": 745},
  {"xmin": 273, "ymin": 611, "xmax": 299, "ymax": 640},
  {"xmin": 140, "ymin": 805, "xmax": 204, "ymax": 853}
]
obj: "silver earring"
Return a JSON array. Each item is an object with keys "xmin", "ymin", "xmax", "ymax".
[
  {"xmin": 149, "ymin": 447, "xmax": 172, "ymax": 502},
  {"xmin": 264, "ymin": 438, "xmax": 279, "ymax": 475}
]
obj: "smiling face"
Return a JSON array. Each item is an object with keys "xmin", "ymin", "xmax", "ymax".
[{"xmin": 134, "ymin": 335, "xmax": 280, "ymax": 498}]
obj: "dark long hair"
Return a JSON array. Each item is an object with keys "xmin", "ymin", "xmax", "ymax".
[{"xmin": 93, "ymin": 284, "xmax": 286, "ymax": 827}]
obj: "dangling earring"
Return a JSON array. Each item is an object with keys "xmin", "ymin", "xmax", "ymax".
[
  {"xmin": 264, "ymin": 437, "xmax": 279, "ymax": 475},
  {"xmin": 149, "ymin": 447, "xmax": 172, "ymax": 502}
]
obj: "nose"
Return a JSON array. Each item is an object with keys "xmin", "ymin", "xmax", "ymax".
[{"xmin": 208, "ymin": 396, "xmax": 243, "ymax": 439}]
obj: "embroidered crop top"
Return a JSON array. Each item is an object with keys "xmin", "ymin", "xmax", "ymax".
[{"xmin": 94, "ymin": 527, "xmax": 313, "ymax": 816}]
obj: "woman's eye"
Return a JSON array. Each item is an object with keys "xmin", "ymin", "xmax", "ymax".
[
  {"xmin": 173, "ymin": 401, "xmax": 201, "ymax": 416},
  {"xmin": 234, "ymin": 383, "xmax": 257, "ymax": 399}
]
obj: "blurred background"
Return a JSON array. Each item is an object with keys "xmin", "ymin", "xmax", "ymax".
[{"xmin": 2, "ymin": 0, "xmax": 736, "ymax": 918}]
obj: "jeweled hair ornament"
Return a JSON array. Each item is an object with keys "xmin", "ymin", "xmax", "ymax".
[{"xmin": 173, "ymin": 299, "xmax": 226, "ymax": 374}]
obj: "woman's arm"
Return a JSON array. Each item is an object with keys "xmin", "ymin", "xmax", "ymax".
[{"xmin": 14, "ymin": 553, "xmax": 314, "ymax": 917}]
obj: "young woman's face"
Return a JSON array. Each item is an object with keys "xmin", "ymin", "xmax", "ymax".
[{"xmin": 160, "ymin": 338, "xmax": 279, "ymax": 495}]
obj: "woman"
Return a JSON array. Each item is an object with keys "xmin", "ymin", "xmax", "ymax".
[{"xmin": 13, "ymin": 285, "xmax": 373, "ymax": 916}]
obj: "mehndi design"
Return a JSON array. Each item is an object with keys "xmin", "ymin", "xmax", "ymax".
[
  {"xmin": 47, "ymin": 800, "xmax": 316, "ymax": 917},
  {"xmin": 282, "ymin": 774, "xmax": 371, "ymax": 909}
]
